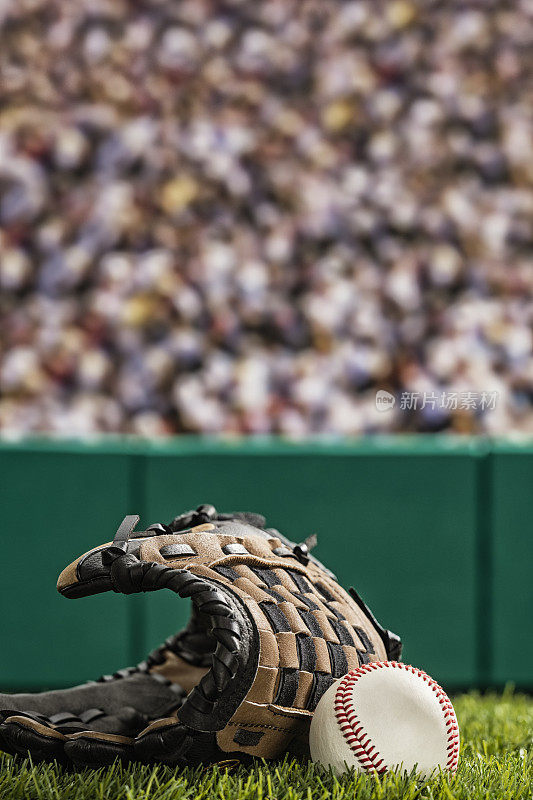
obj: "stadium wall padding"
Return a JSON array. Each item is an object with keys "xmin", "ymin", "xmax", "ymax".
[{"xmin": 0, "ymin": 437, "xmax": 530, "ymax": 690}]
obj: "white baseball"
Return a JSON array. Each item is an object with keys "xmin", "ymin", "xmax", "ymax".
[{"xmin": 309, "ymin": 661, "xmax": 459, "ymax": 778}]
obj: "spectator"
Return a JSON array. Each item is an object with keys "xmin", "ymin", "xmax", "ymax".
[{"xmin": 0, "ymin": 0, "xmax": 532, "ymax": 436}]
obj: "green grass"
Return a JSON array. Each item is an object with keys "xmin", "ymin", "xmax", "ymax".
[{"xmin": 0, "ymin": 691, "xmax": 531, "ymax": 800}]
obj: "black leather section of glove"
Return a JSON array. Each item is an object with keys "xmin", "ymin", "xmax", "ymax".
[{"xmin": 0, "ymin": 673, "xmax": 182, "ymax": 737}]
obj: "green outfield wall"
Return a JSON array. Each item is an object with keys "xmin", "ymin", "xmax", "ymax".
[{"xmin": 0, "ymin": 437, "xmax": 531, "ymax": 691}]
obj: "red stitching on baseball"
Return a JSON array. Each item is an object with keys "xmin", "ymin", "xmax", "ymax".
[{"xmin": 333, "ymin": 661, "xmax": 460, "ymax": 774}]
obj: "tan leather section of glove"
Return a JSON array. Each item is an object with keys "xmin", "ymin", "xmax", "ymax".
[
  {"xmin": 343, "ymin": 644, "xmax": 364, "ymax": 671},
  {"xmin": 276, "ymin": 632, "xmax": 299, "ymax": 669},
  {"xmin": 293, "ymin": 672, "xmax": 315, "ymax": 708},
  {"xmin": 57, "ymin": 542, "xmax": 113, "ymax": 591},
  {"xmin": 68, "ymin": 731, "xmax": 133, "ymax": 744},
  {"xmin": 57, "ymin": 560, "xmax": 80, "ymax": 591},
  {"xmin": 313, "ymin": 637, "xmax": 332, "ymax": 672},
  {"xmin": 275, "ymin": 602, "xmax": 308, "ymax": 635},
  {"xmin": 245, "ymin": 666, "xmax": 279, "ymax": 703},
  {"xmin": 231, "ymin": 576, "xmax": 275, "ymax": 604},
  {"xmin": 138, "ymin": 532, "xmax": 307, "ymax": 575},
  {"xmin": 137, "ymin": 716, "xmax": 180, "ymax": 738},
  {"xmin": 257, "ymin": 629, "xmax": 279, "ymax": 668},
  {"xmin": 4, "ymin": 716, "xmax": 66, "ymax": 741},
  {"xmin": 216, "ymin": 700, "xmax": 312, "ymax": 759},
  {"xmin": 150, "ymin": 652, "xmax": 209, "ymax": 692},
  {"xmin": 190, "ymin": 523, "xmax": 216, "ymax": 533}
]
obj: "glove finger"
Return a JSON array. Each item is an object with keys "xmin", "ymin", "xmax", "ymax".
[
  {"xmin": 64, "ymin": 731, "xmax": 135, "ymax": 768},
  {"xmin": 135, "ymin": 718, "xmax": 191, "ymax": 766},
  {"xmin": 0, "ymin": 726, "xmax": 16, "ymax": 757},
  {"xmin": 0, "ymin": 715, "xmax": 67, "ymax": 763},
  {"xmin": 0, "ymin": 709, "xmax": 33, "ymax": 756},
  {"xmin": 0, "ymin": 710, "xmax": 49, "ymax": 757}
]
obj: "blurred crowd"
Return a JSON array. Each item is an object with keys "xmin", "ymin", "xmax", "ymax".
[{"xmin": 0, "ymin": 0, "xmax": 532, "ymax": 436}]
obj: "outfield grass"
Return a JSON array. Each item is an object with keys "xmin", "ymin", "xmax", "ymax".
[{"xmin": 0, "ymin": 691, "xmax": 531, "ymax": 800}]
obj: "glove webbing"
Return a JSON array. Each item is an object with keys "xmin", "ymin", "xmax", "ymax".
[{"xmin": 104, "ymin": 550, "xmax": 242, "ymax": 728}]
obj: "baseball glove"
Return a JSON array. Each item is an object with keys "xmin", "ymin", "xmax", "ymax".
[{"xmin": 0, "ymin": 504, "xmax": 401, "ymax": 768}]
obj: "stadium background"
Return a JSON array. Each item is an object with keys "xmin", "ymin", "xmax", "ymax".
[{"xmin": 0, "ymin": 0, "xmax": 532, "ymax": 693}]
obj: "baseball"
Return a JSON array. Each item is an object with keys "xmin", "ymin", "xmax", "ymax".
[{"xmin": 309, "ymin": 661, "xmax": 460, "ymax": 778}]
